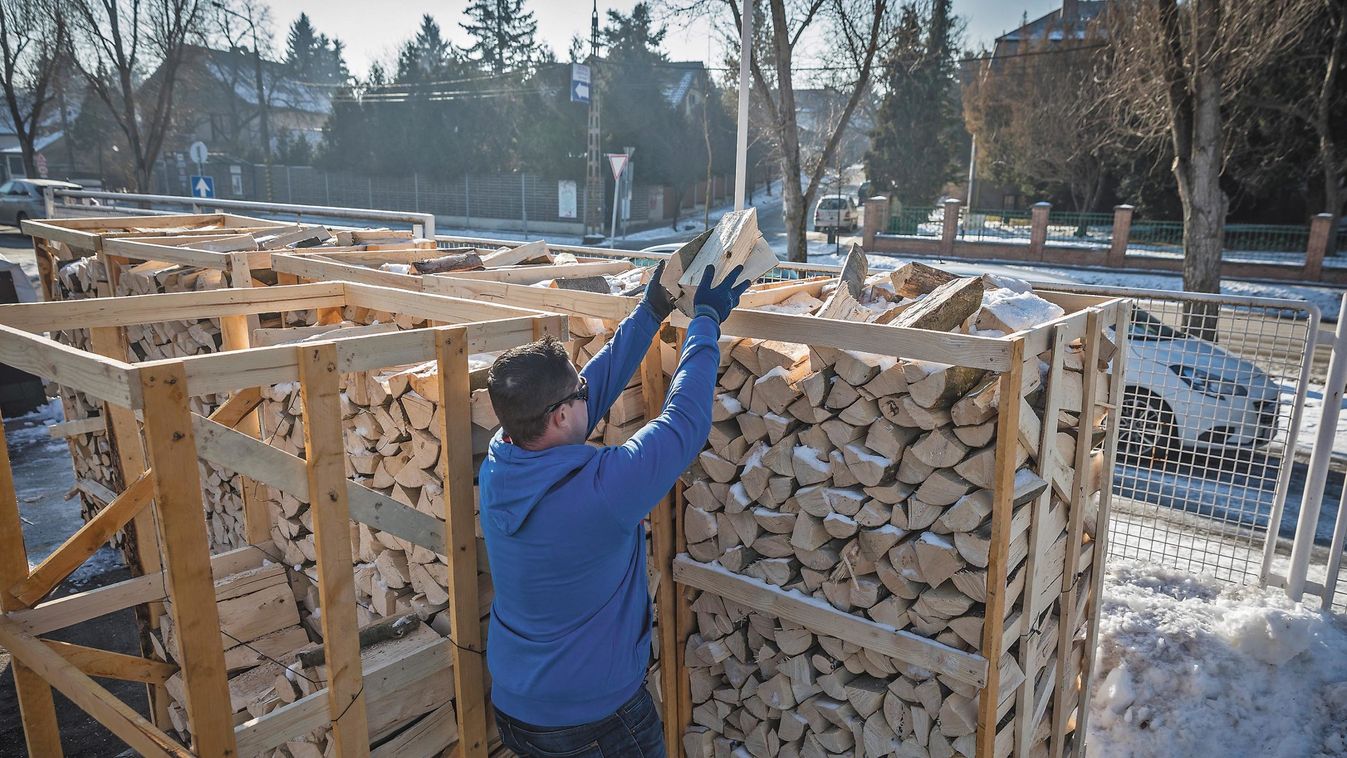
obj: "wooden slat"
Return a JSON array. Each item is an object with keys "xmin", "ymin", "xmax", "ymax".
[
  {"xmin": 671, "ymin": 329, "xmax": 695, "ymax": 758},
  {"xmin": 298, "ymin": 342, "xmax": 371, "ymax": 756},
  {"xmin": 641, "ymin": 340, "xmax": 680, "ymax": 753},
  {"xmin": 192, "ymin": 415, "xmax": 447, "ymax": 550},
  {"xmin": 271, "ymin": 254, "xmax": 427, "ymax": 292},
  {"xmin": 0, "ymin": 281, "xmax": 348, "ymax": 334},
  {"xmin": 0, "ymin": 408, "xmax": 63, "ymax": 756},
  {"xmin": 43, "ymin": 640, "xmax": 179, "ymax": 684},
  {"xmin": 977, "ymin": 337, "xmax": 1027, "ymax": 758},
  {"xmin": 0, "ymin": 325, "xmax": 138, "ymax": 408},
  {"xmin": 1014, "ymin": 327, "xmax": 1068, "ymax": 757},
  {"xmin": 47, "ymin": 415, "xmax": 107, "ymax": 438},
  {"xmin": 14, "ymin": 473, "xmax": 154, "ymax": 606},
  {"xmin": 171, "ymin": 316, "xmax": 555, "ymax": 399},
  {"xmin": 235, "ymin": 638, "xmax": 452, "ymax": 756},
  {"xmin": 1052, "ymin": 310, "xmax": 1104, "ymax": 758},
  {"xmin": 139, "ymin": 363, "xmax": 237, "ymax": 758},
  {"xmin": 673, "ymin": 556, "xmax": 989, "ymax": 686},
  {"xmin": 342, "ymin": 281, "xmax": 550, "ymax": 322},
  {"xmin": 219, "ymin": 295, "xmax": 269, "ymax": 545},
  {"xmin": 8, "ymin": 543, "xmax": 270, "ymax": 636},
  {"xmin": 0, "ymin": 618, "xmax": 189, "ymax": 758},
  {"xmin": 1073, "ymin": 303, "xmax": 1131, "ymax": 752},
  {"xmin": 444, "ymin": 259, "xmax": 632, "ymax": 283},
  {"xmin": 101, "ymin": 238, "xmax": 231, "ymax": 269},
  {"xmin": 673, "ymin": 308, "xmax": 1014, "ymax": 371},
  {"xmin": 436, "ymin": 327, "xmax": 489, "ymax": 758}
]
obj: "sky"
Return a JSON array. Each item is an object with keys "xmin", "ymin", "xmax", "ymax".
[{"xmin": 262, "ymin": 0, "xmax": 1069, "ymax": 79}]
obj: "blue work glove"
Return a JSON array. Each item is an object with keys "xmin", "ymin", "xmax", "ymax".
[
  {"xmin": 692, "ymin": 264, "xmax": 752, "ymax": 323},
  {"xmin": 641, "ymin": 260, "xmax": 676, "ymax": 321}
]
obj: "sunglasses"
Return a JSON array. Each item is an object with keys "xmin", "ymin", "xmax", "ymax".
[{"xmin": 542, "ymin": 376, "xmax": 588, "ymax": 417}]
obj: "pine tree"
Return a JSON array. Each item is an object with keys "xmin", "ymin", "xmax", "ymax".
[
  {"xmin": 285, "ymin": 14, "xmax": 349, "ymax": 84},
  {"xmin": 602, "ymin": 2, "xmax": 666, "ymax": 62},
  {"xmin": 397, "ymin": 15, "xmax": 458, "ymax": 83},
  {"xmin": 864, "ymin": 0, "xmax": 963, "ymax": 206},
  {"xmin": 460, "ymin": 0, "xmax": 539, "ymax": 74}
]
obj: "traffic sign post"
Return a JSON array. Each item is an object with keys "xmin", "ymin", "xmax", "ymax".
[
  {"xmin": 606, "ymin": 153, "xmax": 629, "ymax": 246},
  {"xmin": 571, "ymin": 63, "xmax": 591, "ymax": 104},
  {"xmin": 190, "ymin": 175, "xmax": 215, "ymax": 199}
]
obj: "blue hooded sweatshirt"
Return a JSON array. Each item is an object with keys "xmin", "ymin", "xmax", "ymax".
[{"xmin": 479, "ymin": 301, "xmax": 721, "ymax": 727}]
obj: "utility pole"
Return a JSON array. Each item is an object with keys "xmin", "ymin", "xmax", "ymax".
[{"xmin": 583, "ymin": 0, "xmax": 604, "ymax": 239}]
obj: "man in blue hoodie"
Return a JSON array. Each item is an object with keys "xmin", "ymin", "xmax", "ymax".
[{"xmin": 480, "ymin": 263, "xmax": 749, "ymax": 758}]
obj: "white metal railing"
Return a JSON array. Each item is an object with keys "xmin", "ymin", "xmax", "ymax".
[{"xmin": 44, "ymin": 188, "xmax": 436, "ymax": 238}]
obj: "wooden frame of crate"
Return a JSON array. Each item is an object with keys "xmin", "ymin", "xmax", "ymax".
[
  {"xmin": 22, "ymin": 214, "xmax": 286, "ymax": 301},
  {"xmin": 0, "ymin": 280, "xmax": 566, "ymax": 758},
  {"xmin": 264, "ymin": 247, "xmax": 1131, "ymax": 757}
]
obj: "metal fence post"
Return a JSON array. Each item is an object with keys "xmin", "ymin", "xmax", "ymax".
[
  {"xmin": 1287, "ymin": 291, "xmax": 1347, "ymax": 601},
  {"xmin": 324, "ymin": 173, "xmax": 330, "ymax": 206},
  {"xmin": 414, "ymin": 172, "xmax": 420, "ymax": 212},
  {"xmin": 368, "ymin": 176, "xmax": 373, "ymax": 208},
  {"xmin": 1306, "ymin": 213, "xmax": 1333, "ymax": 281},
  {"xmin": 1029, "ymin": 201, "xmax": 1052, "ymax": 260},
  {"xmin": 521, "ymin": 173, "xmax": 528, "ymax": 239},
  {"xmin": 1108, "ymin": 205, "xmax": 1134, "ymax": 268},
  {"xmin": 941, "ymin": 198, "xmax": 961, "ymax": 255},
  {"xmin": 862, "ymin": 196, "xmax": 886, "ymax": 249},
  {"xmin": 465, "ymin": 175, "xmax": 471, "ymax": 230}
]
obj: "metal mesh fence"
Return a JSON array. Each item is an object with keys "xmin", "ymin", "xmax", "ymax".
[
  {"xmin": 884, "ymin": 206, "xmax": 942, "ymax": 236},
  {"xmin": 1096, "ymin": 292, "xmax": 1318, "ymax": 586}
]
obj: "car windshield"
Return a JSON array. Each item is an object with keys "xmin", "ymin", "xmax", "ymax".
[
  {"xmin": 1128, "ymin": 309, "xmax": 1185, "ymax": 341},
  {"xmin": 818, "ymin": 198, "xmax": 847, "ymax": 210}
]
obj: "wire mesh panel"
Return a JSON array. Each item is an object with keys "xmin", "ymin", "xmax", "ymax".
[
  {"xmin": 960, "ymin": 208, "xmax": 1033, "ymax": 243},
  {"xmin": 1101, "ymin": 292, "xmax": 1319, "ymax": 586},
  {"xmin": 884, "ymin": 206, "xmax": 942, "ymax": 236}
]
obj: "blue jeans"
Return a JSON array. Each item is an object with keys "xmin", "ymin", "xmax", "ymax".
[{"xmin": 495, "ymin": 684, "xmax": 666, "ymax": 758}]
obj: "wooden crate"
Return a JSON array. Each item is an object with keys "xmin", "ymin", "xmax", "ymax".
[
  {"xmin": 270, "ymin": 245, "xmax": 1131, "ymax": 757},
  {"xmin": 0, "ymin": 280, "xmax": 566, "ymax": 757}
]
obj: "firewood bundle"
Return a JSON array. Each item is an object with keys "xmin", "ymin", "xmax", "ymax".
[
  {"xmin": 676, "ymin": 253, "xmax": 1115, "ymax": 757},
  {"xmin": 156, "ymin": 563, "xmax": 458, "ymax": 757},
  {"xmin": 683, "ymin": 591, "xmax": 993, "ymax": 758}
]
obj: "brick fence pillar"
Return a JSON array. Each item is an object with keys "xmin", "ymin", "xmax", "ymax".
[
  {"xmin": 941, "ymin": 198, "xmax": 961, "ymax": 256},
  {"xmin": 863, "ymin": 196, "xmax": 888, "ymax": 250},
  {"xmin": 1029, "ymin": 201, "xmax": 1052, "ymax": 260},
  {"xmin": 1108, "ymin": 204, "xmax": 1135, "ymax": 269},
  {"xmin": 1306, "ymin": 212, "xmax": 1333, "ymax": 281}
]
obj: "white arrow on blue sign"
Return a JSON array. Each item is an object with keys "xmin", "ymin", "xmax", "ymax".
[
  {"xmin": 191, "ymin": 175, "xmax": 215, "ymax": 199},
  {"xmin": 571, "ymin": 63, "xmax": 591, "ymax": 104}
]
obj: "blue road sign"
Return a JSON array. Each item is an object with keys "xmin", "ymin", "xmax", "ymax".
[
  {"xmin": 571, "ymin": 63, "xmax": 591, "ymax": 104},
  {"xmin": 191, "ymin": 175, "xmax": 215, "ymax": 199}
]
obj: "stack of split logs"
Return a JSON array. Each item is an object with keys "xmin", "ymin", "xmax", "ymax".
[
  {"xmin": 156, "ymin": 560, "xmax": 456, "ymax": 757},
  {"xmin": 678, "ymin": 249, "xmax": 1115, "ymax": 757}
]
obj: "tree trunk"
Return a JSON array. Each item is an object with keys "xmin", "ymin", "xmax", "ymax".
[{"xmin": 782, "ymin": 167, "xmax": 808, "ymax": 263}]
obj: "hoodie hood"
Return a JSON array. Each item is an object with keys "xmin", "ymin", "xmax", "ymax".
[{"xmin": 482, "ymin": 431, "xmax": 600, "ymax": 535}]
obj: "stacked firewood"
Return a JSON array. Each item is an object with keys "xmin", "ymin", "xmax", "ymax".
[
  {"xmin": 677, "ymin": 253, "xmax": 1110, "ymax": 757},
  {"xmin": 682, "ymin": 592, "xmax": 992, "ymax": 758},
  {"xmin": 157, "ymin": 562, "xmax": 457, "ymax": 757}
]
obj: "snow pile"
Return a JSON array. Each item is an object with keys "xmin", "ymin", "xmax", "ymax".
[{"xmin": 1089, "ymin": 561, "xmax": 1347, "ymax": 757}]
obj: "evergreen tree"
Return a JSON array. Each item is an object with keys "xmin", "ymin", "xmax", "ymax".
[
  {"xmin": 864, "ymin": 0, "xmax": 963, "ymax": 206},
  {"xmin": 396, "ymin": 15, "xmax": 458, "ymax": 83},
  {"xmin": 284, "ymin": 13, "xmax": 349, "ymax": 84},
  {"xmin": 602, "ymin": 2, "xmax": 666, "ymax": 62},
  {"xmin": 460, "ymin": 0, "xmax": 540, "ymax": 74}
]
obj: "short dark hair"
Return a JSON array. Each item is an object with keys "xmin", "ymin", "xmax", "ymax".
[{"xmin": 486, "ymin": 335, "xmax": 576, "ymax": 445}]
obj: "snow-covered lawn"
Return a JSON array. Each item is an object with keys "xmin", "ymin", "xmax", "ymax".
[{"xmin": 1090, "ymin": 561, "xmax": 1347, "ymax": 757}]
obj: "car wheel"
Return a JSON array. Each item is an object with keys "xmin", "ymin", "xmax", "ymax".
[
  {"xmin": 14, "ymin": 211, "xmax": 27, "ymax": 226},
  {"xmin": 1119, "ymin": 388, "xmax": 1176, "ymax": 461}
]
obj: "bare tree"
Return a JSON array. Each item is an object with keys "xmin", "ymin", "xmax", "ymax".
[
  {"xmin": 963, "ymin": 32, "xmax": 1114, "ymax": 214},
  {"xmin": 206, "ymin": 0, "xmax": 276, "ymax": 159},
  {"xmin": 1103, "ymin": 0, "xmax": 1314, "ymax": 332},
  {"xmin": 0, "ymin": 0, "xmax": 66, "ymax": 178},
  {"xmin": 674, "ymin": 0, "xmax": 890, "ymax": 262},
  {"xmin": 66, "ymin": 0, "xmax": 206, "ymax": 191}
]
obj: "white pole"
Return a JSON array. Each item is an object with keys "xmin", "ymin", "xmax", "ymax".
[
  {"xmin": 1286, "ymin": 291, "xmax": 1347, "ymax": 601},
  {"xmin": 609, "ymin": 166, "xmax": 622, "ymax": 247},
  {"xmin": 733, "ymin": 3, "xmax": 752, "ymax": 212}
]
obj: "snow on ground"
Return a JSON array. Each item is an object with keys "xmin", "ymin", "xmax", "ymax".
[{"xmin": 1089, "ymin": 560, "xmax": 1347, "ymax": 758}]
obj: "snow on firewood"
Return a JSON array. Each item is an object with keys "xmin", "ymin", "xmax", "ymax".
[{"xmin": 975, "ymin": 287, "xmax": 1066, "ymax": 333}]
